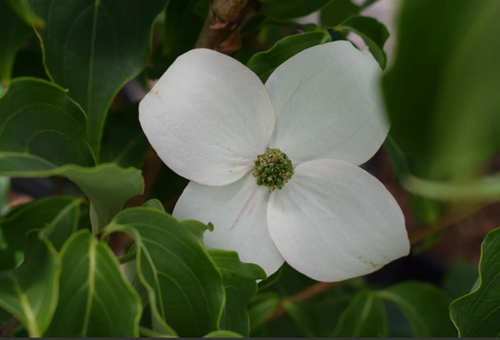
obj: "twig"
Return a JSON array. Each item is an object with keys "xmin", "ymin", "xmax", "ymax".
[
  {"xmin": 265, "ymin": 201, "xmax": 492, "ymax": 323},
  {"xmin": 408, "ymin": 201, "xmax": 488, "ymax": 244},
  {"xmin": 196, "ymin": 0, "xmax": 250, "ymax": 49},
  {"xmin": 0, "ymin": 317, "xmax": 19, "ymax": 337},
  {"xmin": 265, "ymin": 282, "xmax": 342, "ymax": 321}
]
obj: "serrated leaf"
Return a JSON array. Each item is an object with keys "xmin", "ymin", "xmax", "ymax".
[
  {"xmin": 29, "ymin": 0, "xmax": 167, "ymax": 154},
  {"xmin": 333, "ymin": 290, "xmax": 387, "ymax": 337},
  {"xmin": 45, "ymin": 230, "xmax": 142, "ymax": 337},
  {"xmin": 0, "ymin": 232, "xmax": 60, "ymax": 337},
  {"xmin": 335, "ymin": 15, "xmax": 389, "ymax": 68},
  {"xmin": 105, "ymin": 208, "xmax": 225, "ymax": 337},
  {"xmin": 260, "ymin": 0, "xmax": 333, "ymax": 21},
  {"xmin": 379, "ymin": 281, "xmax": 456, "ymax": 337},
  {"xmin": 450, "ymin": 227, "xmax": 500, "ymax": 337},
  {"xmin": 0, "ymin": 196, "xmax": 81, "ymax": 269},
  {"xmin": 247, "ymin": 31, "xmax": 332, "ymax": 83},
  {"xmin": 0, "ymin": 1, "xmax": 33, "ymax": 85},
  {"xmin": 208, "ymin": 249, "xmax": 266, "ymax": 337}
]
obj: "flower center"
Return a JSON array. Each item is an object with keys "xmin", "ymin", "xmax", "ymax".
[{"xmin": 252, "ymin": 148, "xmax": 294, "ymax": 192}]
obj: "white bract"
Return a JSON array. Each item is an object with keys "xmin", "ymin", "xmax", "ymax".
[{"xmin": 139, "ymin": 41, "xmax": 410, "ymax": 282}]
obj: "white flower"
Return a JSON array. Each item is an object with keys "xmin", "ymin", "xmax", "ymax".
[{"xmin": 139, "ymin": 41, "xmax": 410, "ymax": 282}]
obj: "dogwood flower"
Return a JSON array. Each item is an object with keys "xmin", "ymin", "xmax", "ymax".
[{"xmin": 139, "ymin": 41, "xmax": 410, "ymax": 282}]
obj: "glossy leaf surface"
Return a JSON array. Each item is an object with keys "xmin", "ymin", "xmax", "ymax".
[
  {"xmin": 247, "ymin": 31, "xmax": 331, "ymax": 83},
  {"xmin": 0, "ymin": 1, "xmax": 32, "ymax": 85},
  {"xmin": 0, "ymin": 233, "xmax": 60, "ymax": 337},
  {"xmin": 0, "ymin": 196, "xmax": 81, "ymax": 269},
  {"xmin": 45, "ymin": 230, "xmax": 141, "ymax": 337},
  {"xmin": 335, "ymin": 15, "xmax": 389, "ymax": 68},
  {"xmin": 29, "ymin": 0, "xmax": 167, "ymax": 154},
  {"xmin": 107, "ymin": 208, "xmax": 225, "ymax": 337},
  {"xmin": 450, "ymin": 227, "xmax": 500, "ymax": 337},
  {"xmin": 208, "ymin": 249, "xmax": 266, "ymax": 337}
]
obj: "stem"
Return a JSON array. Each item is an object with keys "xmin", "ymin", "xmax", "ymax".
[{"xmin": 0, "ymin": 317, "xmax": 20, "ymax": 337}]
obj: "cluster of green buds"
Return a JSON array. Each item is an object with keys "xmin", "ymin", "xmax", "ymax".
[{"xmin": 252, "ymin": 148, "xmax": 294, "ymax": 192}]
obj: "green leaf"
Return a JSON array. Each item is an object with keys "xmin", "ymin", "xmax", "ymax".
[
  {"xmin": 0, "ymin": 78, "xmax": 95, "ymax": 171},
  {"xmin": 0, "ymin": 177, "xmax": 9, "ymax": 217},
  {"xmin": 383, "ymin": 135, "xmax": 441, "ymax": 225},
  {"xmin": 283, "ymin": 300, "xmax": 318, "ymax": 337},
  {"xmin": 0, "ymin": 232, "xmax": 60, "ymax": 337},
  {"xmin": 379, "ymin": 281, "xmax": 456, "ymax": 337},
  {"xmin": 450, "ymin": 227, "xmax": 500, "ymax": 337},
  {"xmin": 208, "ymin": 249, "xmax": 266, "ymax": 337},
  {"xmin": 361, "ymin": 0, "xmax": 380, "ymax": 9},
  {"xmin": 333, "ymin": 290, "xmax": 387, "ymax": 337},
  {"xmin": 1, "ymin": 165, "xmax": 144, "ymax": 234},
  {"xmin": 248, "ymin": 292, "xmax": 280, "ymax": 333},
  {"xmin": 258, "ymin": 264, "xmax": 284, "ymax": 292},
  {"xmin": 181, "ymin": 219, "xmax": 213, "ymax": 243},
  {"xmin": 442, "ymin": 260, "xmax": 478, "ymax": 300},
  {"xmin": 59, "ymin": 163, "xmax": 144, "ymax": 232},
  {"xmin": 163, "ymin": 0, "xmax": 206, "ymax": 60},
  {"xmin": 139, "ymin": 325, "xmax": 174, "ymax": 338},
  {"xmin": 105, "ymin": 208, "xmax": 225, "ymax": 337},
  {"xmin": 29, "ymin": 0, "xmax": 167, "ymax": 155},
  {"xmin": 146, "ymin": 0, "xmax": 207, "ymax": 79},
  {"xmin": 45, "ymin": 230, "xmax": 142, "ymax": 337},
  {"xmin": 247, "ymin": 31, "xmax": 332, "ymax": 83},
  {"xmin": 0, "ymin": 306, "xmax": 11, "ymax": 324},
  {"xmin": 99, "ymin": 104, "xmax": 149, "ymax": 169},
  {"xmin": 0, "ymin": 196, "xmax": 81, "ymax": 269},
  {"xmin": 0, "ymin": 81, "xmax": 144, "ymax": 230},
  {"xmin": 260, "ymin": 0, "xmax": 333, "ymax": 21},
  {"xmin": 320, "ymin": 0, "xmax": 360, "ymax": 27},
  {"xmin": 0, "ymin": 1, "xmax": 33, "ymax": 85},
  {"xmin": 335, "ymin": 15, "xmax": 389, "ymax": 69},
  {"xmin": 143, "ymin": 198, "xmax": 165, "ymax": 212},
  {"xmin": 383, "ymin": 0, "xmax": 500, "ymax": 180},
  {"xmin": 204, "ymin": 330, "xmax": 244, "ymax": 338},
  {"xmin": 5, "ymin": 0, "xmax": 44, "ymax": 28}
]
